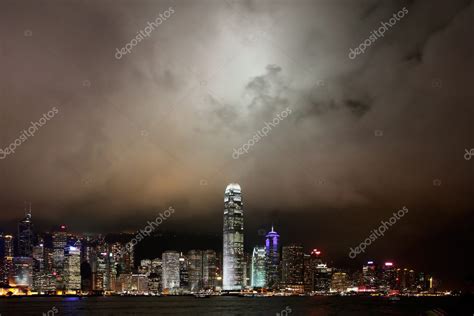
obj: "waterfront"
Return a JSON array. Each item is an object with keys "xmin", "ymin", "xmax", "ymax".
[{"xmin": 0, "ymin": 296, "xmax": 473, "ymax": 316}]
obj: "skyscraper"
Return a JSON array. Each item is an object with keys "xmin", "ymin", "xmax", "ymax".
[
  {"xmin": 362, "ymin": 261, "xmax": 377, "ymax": 290},
  {"xmin": 187, "ymin": 250, "xmax": 218, "ymax": 291},
  {"xmin": 223, "ymin": 183, "xmax": 244, "ymax": 291},
  {"xmin": 4, "ymin": 234, "xmax": 14, "ymax": 258},
  {"xmin": 52, "ymin": 225, "xmax": 68, "ymax": 273},
  {"xmin": 330, "ymin": 271, "xmax": 349, "ymax": 292},
  {"xmin": 281, "ymin": 244, "xmax": 304, "ymax": 292},
  {"xmin": 187, "ymin": 250, "xmax": 203, "ymax": 292},
  {"xmin": 251, "ymin": 246, "xmax": 266, "ymax": 288},
  {"xmin": 179, "ymin": 253, "xmax": 189, "ymax": 290},
  {"xmin": 9, "ymin": 257, "xmax": 33, "ymax": 289},
  {"xmin": 64, "ymin": 245, "xmax": 81, "ymax": 291},
  {"xmin": 381, "ymin": 262, "xmax": 396, "ymax": 291},
  {"xmin": 202, "ymin": 250, "xmax": 217, "ymax": 290},
  {"xmin": 162, "ymin": 251, "xmax": 180, "ymax": 291},
  {"xmin": 0, "ymin": 234, "xmax": 6, "ymax": 285},
  {"xmin": 18, "ymin": 209, "xmax": 34, "ymax": 257},
  {"xmin": 265, "ymin": 226, "xmax": 280, "ymax": 289}
]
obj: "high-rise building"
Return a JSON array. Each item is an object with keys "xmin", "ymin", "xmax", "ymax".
[
  {"xmin": 18, "ymin": 209, "xmax": 34, "ymax": 257},
  {"xmin": 64, "ymin": 245, "xmax": 81, "ymax": 291},
  {"xmin": 265, "ymin": 226, "xmax": 280, "ymax": 289},
  {"xmin": 188, "ymin": 250, "xmax": 203, "ymax": 292},
  {"xmin": 380, "ymin": 262, "xmax": 396, "ymax": 291},
  {"xmin": 362, "ymin": 261, "xmax": 377, "ymax": 290},
  {"xmin": 251, "ymin": 246, "xmax": 266, "ymax": 288},
  {"xmin": 203, "ymin": 250, "xmax": 217, "ymax": 289},
  {"xmin": 281, "ymin": 244, "xmax": 304, "ymax": 293},
  {"xmin": 313, "ymin": 263, "xmax": 332, "ymax": 292},
  {"xmin": 1, "ymin": 234, "xmax": 14, "ymax": 285},
  {"xmin": 0, "ymin": 234, "xmax": 7, "ymax": 285},
  {"xmin": 52, "ymin": 225, "xmax": 68, "ymax": 273},
  {"xmin": 223, "ymin": 183, "xmax": 244, "ymax": 291},
  {"xmin": 131, "ymin": 274, "xmax": 148, "ymax": 293},
  {"xmin": 179, "ymin": 253, "xmax": 189, "ymax": 290},
  {"xmin": 330, "ymin": 271, "xmax": 349, "ymax": 292},
  {"xmin": 162, "ymin": 251, "xmax": 180, "ymax": 291},
  {"xmin": 32, "ymin": 240, "xmax": 50, "ymax": 292},
  {"xmin": 187, "ymin": 250, "xmax": 218, "ymax": 291},
  {"xmin": 9, "ymin": 257, "xmax": 33, "ymax": 289},
  {"xmin": 148, "ymin": 258, "xmax": 162, "ymax": 293},
  {"xmin": 4, "ymin": 234, "xmax": 14, "ymax": 258}
]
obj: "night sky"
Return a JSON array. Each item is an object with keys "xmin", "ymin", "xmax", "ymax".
[{"xmin": 0, "ymin": 0, "xmax": 473, "ymax": 289}]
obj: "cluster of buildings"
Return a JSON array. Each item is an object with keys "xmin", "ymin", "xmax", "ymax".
[{"xmin": 0, "ymin": 184, "xmax": 439, "ymax": 296}]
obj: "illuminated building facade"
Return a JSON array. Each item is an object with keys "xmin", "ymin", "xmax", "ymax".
[
  {"xmin": 362, "ymin": 261, "xmax": 377, "ymax": 290},
  {"xmin": 179, "ymin": 253, "xmax": 189, "ymax": 290},
  {"xmin": 381, "ymin": 262, "xmax": 396, "ymax": 291},
  {"xmin": 9, "ymin": 257, "xmax": 33, "ymax": 289},
  {"xmin": 52, "ymin": 225, "xmax": 68, "ymax": 282},
  {"xmin": 281, "ymin": 244, "xmax": 304, "ymax": 292},
  {"xmin": 223, "ymin": 183, "xmax": 244, "ymax": 291},
  {"xmin": 18, "ymin": 210, "xmax": 34, "ymax": 257},
  {"xmin": 265, "ymin": 226, "xmax": 280, "ymax": 289},
  {"xmin": 188, "ymin": 250, "xmax": 218, "ymax": 291},
  {"xmin": 202, "ymin": 250, "xmax": 217, "ymax": 289},
  {"xmin": 330, "ymin": 271, "xmax": 349, "ymax": 292},
  {"xmin": 313, "ymin": 263, "xmax": 332, "ymax": 292},
  {"xmin": 64, "ymin": 245, "xmax": 81, "ymax": 291},
  {"xmin": 187, "ymin": 250, "xmax": 202, "ymax": 291},
  {"xmin": 0, "ymin": 234, "xmax": 13, "ymax": 285},
  {"xmin": 162, "ymin": 251, "xmax": 180, "ymax": 291},
  {"xmin": 251, "ymin": 246, "xmax": 266, "ymax": 288}
]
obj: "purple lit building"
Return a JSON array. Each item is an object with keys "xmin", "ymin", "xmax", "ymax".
[{"xmin": 265, "ymin": 226, "xmax": 280, "ymax": 289}]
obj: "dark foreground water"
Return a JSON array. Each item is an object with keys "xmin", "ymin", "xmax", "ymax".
[{"xmin": 0, "ymin": 296, "xmax": 473, "ymax": 316}]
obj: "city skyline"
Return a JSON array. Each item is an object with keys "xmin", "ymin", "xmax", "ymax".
[{"xmin": 0, "ymin": 184, "xmax": 451, "ymax": 295}]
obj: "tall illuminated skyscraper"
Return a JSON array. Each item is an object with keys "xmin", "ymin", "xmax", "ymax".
[
  {"xmin": 64, "ymin": 245, "xmax": 81, "ymax": 291},
  {"xmin": 281, "ymin": 244, "xmax": 304, "ymax": 292},
  {"xmin": 162, "ymin": 251, "xmax": 180, "ymax": 291},
  {"xmin": 223, "ymin": 183, "xmax": 244, "ymax": 291},
  {"xmin": 52, "ymin": 225, "xmax": 68, "ymax": 290},
  {"xmin": 2, "ymin": 235, "xmax": 14, "ymax": 285},
  {"xmin": 18, "ymin": 208, "xmax": 34, "ymax": 257},
  {"xmin": 265, "ymin": 226, "xmax": 280, "ymax": 289},
  {"xmin": 251, "ymin": 246, "xmax": 266, "ymax": 288}
]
